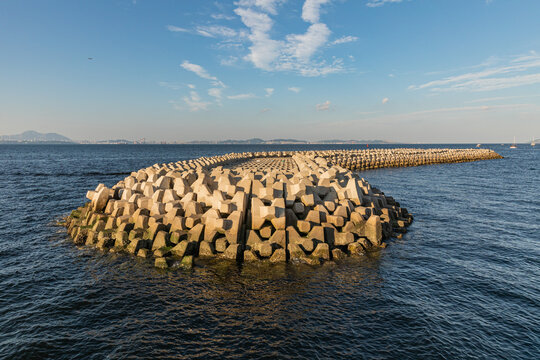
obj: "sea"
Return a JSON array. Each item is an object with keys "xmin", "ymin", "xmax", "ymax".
[{"xmin": 0, "ymin": 143, "xmax": 538, "ymax": 359}]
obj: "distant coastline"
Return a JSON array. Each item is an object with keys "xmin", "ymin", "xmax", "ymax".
[
  {"xmin": 0, "ymin": 130, "xmax": 394, "ymax": 145},
  {"xmin": 1, "ymin": 130, "xmax": 538, "ymax": 145}
]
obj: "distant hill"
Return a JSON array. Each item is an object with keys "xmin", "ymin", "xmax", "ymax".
[
  {"xmin": 0, "ymin": 132, "xmax": 394, "ymax": 145},
  {"xmin": 0, "ymin": 130, "xmax": 73, "ymax": 143},
  {"xmin": 217, "ymin": 138, "xmax": 266, "ymax": 144},
  {"xmin": 315, "ymin": 139, "xmax": 392, "ymax": 144},
  {"xmin": 185, "ymin": 138, "xmax": 393, "ymax": 145}
]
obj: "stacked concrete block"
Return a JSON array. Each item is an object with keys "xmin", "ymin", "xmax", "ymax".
[{"xmin": 64, "ymin": 147, "xmax": 502, "ymax": 268}]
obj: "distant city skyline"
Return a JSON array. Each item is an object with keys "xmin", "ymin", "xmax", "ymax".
[{"xmin": 1, "ymin": 0, "xmax": 539, "ymax": 143}]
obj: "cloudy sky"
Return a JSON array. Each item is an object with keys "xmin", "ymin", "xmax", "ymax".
[{"xmin": 1, "ymin": 0, "xmax": 539, "ymax": 142}]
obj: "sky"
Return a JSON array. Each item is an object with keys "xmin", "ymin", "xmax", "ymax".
[{"xmin": 0, "ymin": 0, "xmax": 539, "ymax": 143}]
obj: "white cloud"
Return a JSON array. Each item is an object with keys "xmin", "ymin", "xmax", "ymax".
[
  {"xmin": 180, "ymin": 61, "xmax": 226, "ymax": 87},
  {"xmin": 181, "ymin": 61, "xmax": 217, "ymax": 80},
  {"xmin": 167, "ymin": 25, "xmax": 189, "ymax": 32},
  {"xmin": 236, "ymin": 0, "xmax": 285, "ymax": 15},
  {"xmin": 260, "ymin": 108, "xmax": 271, "ymax": 113},
  {"xmin": 211, "ymin": 13, "xmax": 235, "ymax": 20},
  {"xmin": 208, "ymin": 88, "xmax": 222, "ymax": 99},
  {"xmin": 183, "ymin": 91, "xmax": 211, "ymax": 112},
  {"xmin": 331, "ymin": 35, "xmax": 358, "ymax": 45},
  {"xmin": 231, "ymin": 1, "xmax": 344, "ymax": 76},
  {"xmin": 195, "ymin": 25, "xmax": 239, "ymax": 38},
  {"xmin": 465, "ymin": 94, "xmax": 540, "ymax": 104},
  {"xmin": 295, "ymin": 58, "xmax": 344, "ymax": 76},
  {"xmin": 227, "ymin": 93, "xmax": 256, "ymax": 100},
  {"xmin": 234, "ymin": 7, "xmax": 281, "ymax": 70},
  {"xmin": 169, "ymin": 0, "xmax": 347, "ymax": 77},
  {"xmin": 187, "ymin": 84, "xmax": 196, "ymax": 89},
  {"xmin": 285, "ymin": 23, "xmax": 331, "ymax": 61},
  {"xmin": 265, "ymin": 88, "xmax": 274, "ymax": 97},
  {"xmin": 208, "ymin": 88, "xmax": 223, "ymax": 106},
  {"xmin": 316, "ymin": 100, "xmax": 331, "ymax": 111},
  {"xmin": 302, "ymin": 0, "xmax": 331, "ymax": 24},
  {"xmin": 220, "ymin": 56, "xmax": 239, "ymax": 66},
  {"xmin": 366, "ymin": 0, "xmax": 404, "ymax": 8},
  {"xmin": 288, "ymin": 87, "xmax": 301, "ymax": 93},
  {"xmin": 382, "ymin": 97, "xmax": 389, "ymax": 104},
  {"xmin": 409, "ymin": 52, "xmax": 540, "ymax": 92}
]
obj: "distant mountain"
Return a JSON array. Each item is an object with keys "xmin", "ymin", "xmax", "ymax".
[{"xmin": 0, "ymin": 130, "xmax": 73, "ymax": 143}]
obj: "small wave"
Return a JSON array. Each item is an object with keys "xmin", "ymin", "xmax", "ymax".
[{"xmin": 7, "ymin": 171, "xmax": 130, "ymax": 177}]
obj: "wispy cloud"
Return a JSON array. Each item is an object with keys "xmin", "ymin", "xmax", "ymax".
[
  {"xmin": 265, "ymin": 88, "xmax": 274, "ymax": 97},
  {"xmin": 169, "ymin": 100, "xmax": 183, "ymax": 111},
  {"xmin": 382, "ymin": 97, "xmax": 389, "ymax": 104},
  {"xmin": 409, "ymin": 51, "xmax": 540, "ymax": 92},
  {"xmin": 211, "ymin": 13, "xmax": 235, "ymax": 20},
  {"xmin": 227, "ymin": 93, "xmax": 256, "ymax": 100},
  {"xmin": 180, "ymin": 61, "xmax": 226, "ymax": 87},
  {"xmin": 220, "ymin": 56, "xmax": 239, "ymax": 66},
  {"xmin": 158, "ymin": 81, "xmax": 182, "ymax": 90},
  {"xmin": 208, "ymin": 88, "xmax": 223, "ymax": 105},
  {"xmin": 167, "ymin": 25, "xmax": 189, "ymax": 32},
  {"xmin": 195, "ymin": 25, "xmax": 241, "ymax": 38},
  {"xmin": 319, "ymin": 103, "xmax": 538, "ymax": 130},
  {"xmin": 236, "ymin": 0, "xmax": 285, "ymax": 15},
  {"xmin": 260, "ymin": 108, "xmax": 271, "ymax": 113},
  {"xmin": 288, "ymin": 87, "xmax": 301, "ymax": 93},
  {"xmin": 382, "ymin": 104, "xmax": 534, "ymax": 118},
  {"xmin": 181, "ymin": 61, "xmax": 217, "ymax": 80},
  {"xmin": 465, "ymin": 94, "xmax": 540, "ymax": 104},
  {"xmin": 331, "ymin": 35, "xmax": 358, "ymax": 45},
  {"xmin": 183, "ymin": 91, "xmax": 211, "ymax": 112},
  {"xmin": 316, "ymin": 100, "xmax": 331, "ymax": 111},
  {"xmin": 366, "ymin": 0, "xmax": 404, "ymax": 8}
]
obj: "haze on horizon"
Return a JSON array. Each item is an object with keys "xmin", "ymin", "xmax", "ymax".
[{"xmin": 0, "ymin": 0, "xmax": 539, "ymax": 143}]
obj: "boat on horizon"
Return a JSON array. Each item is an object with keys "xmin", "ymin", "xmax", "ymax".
[
  {"xmin": 510, "ymin": 136, "xmax": 517, "ymax": 149},
  {"xmin": 476, "ymin": 143, "xmax": 481, "ymax": 147},
  {"xmin": 531, "ymin": 137, "xmax": 536, "ymax": 146}
]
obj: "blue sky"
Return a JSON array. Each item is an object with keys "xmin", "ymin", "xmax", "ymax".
[{"xmin": 1, "ymin": 0, "xmax": 539, "ymax": 142}]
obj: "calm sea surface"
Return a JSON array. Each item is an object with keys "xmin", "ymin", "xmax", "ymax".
[{"xmin": 0, "ymin": 144, "xmax": 538, "ymax": 359}]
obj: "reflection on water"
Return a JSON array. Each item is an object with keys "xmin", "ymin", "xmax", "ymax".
[{"xmin": 0, "ymin": 144, "xmax": 538, "ymax": 359}]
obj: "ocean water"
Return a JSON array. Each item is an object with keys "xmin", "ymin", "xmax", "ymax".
[{"xmin": 0, "ymin": 144, "xmax": 538, "ymax": 359}]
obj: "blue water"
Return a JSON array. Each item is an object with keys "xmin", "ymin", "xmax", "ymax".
[{"xmin": 0, "ymin": 144, "xmax": 538, "ymax": 359}]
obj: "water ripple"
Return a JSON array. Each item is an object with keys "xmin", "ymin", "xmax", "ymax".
[{"xmin": 0, "ymin": 144, "xmax": 538, "ymax": 359}]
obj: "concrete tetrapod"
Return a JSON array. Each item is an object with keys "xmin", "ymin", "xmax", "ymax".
[{"xmin": 63, "ymin": 148, "xmax": 502, "ymax": 268}]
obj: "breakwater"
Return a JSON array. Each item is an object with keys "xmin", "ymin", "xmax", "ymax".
[{"xmin": 63, "ymin": 148, "xmax": 502, "ymax": 268}]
